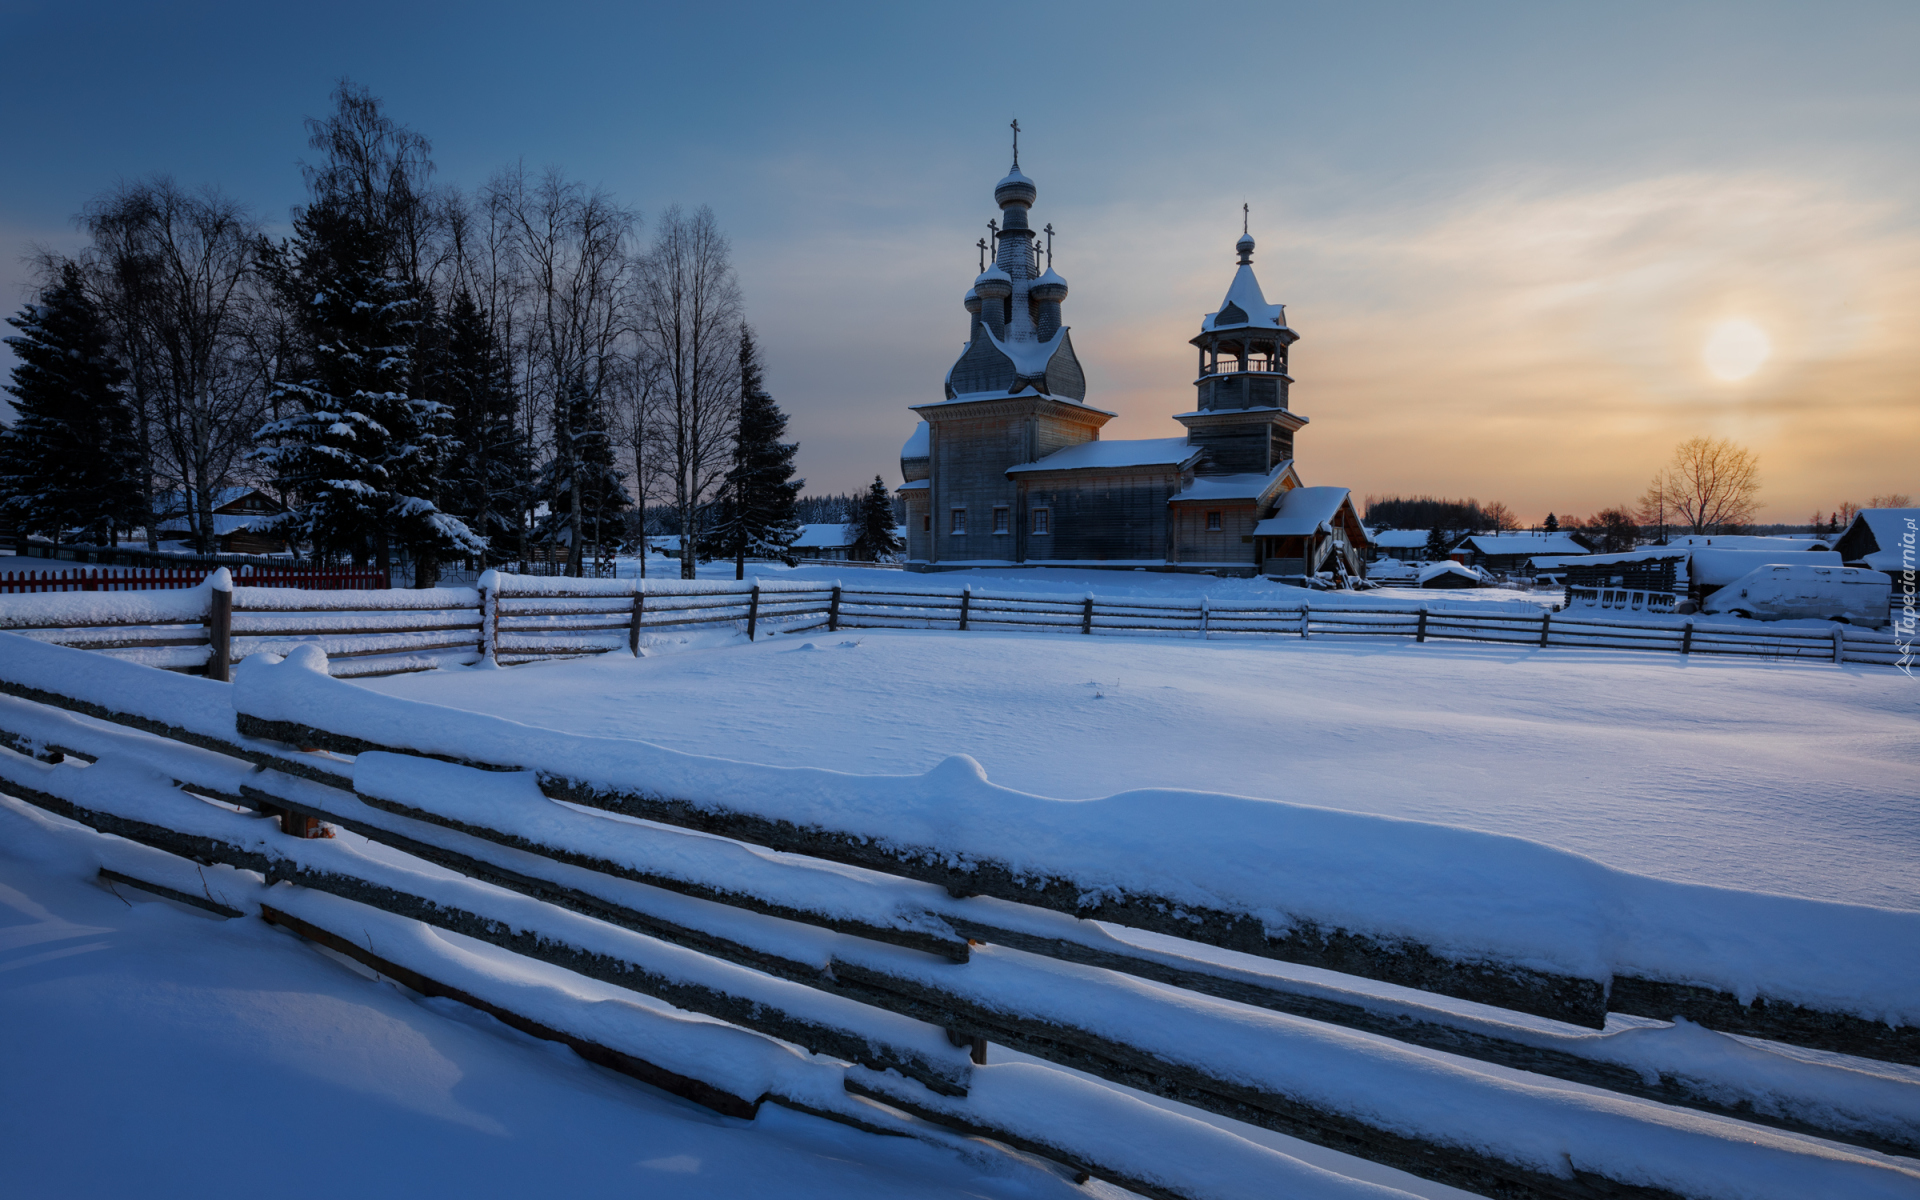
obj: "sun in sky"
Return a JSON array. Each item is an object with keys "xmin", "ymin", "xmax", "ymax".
[{"xmin": 1702, "ymin": 318, "xmax": 1772, "ymax": 382}]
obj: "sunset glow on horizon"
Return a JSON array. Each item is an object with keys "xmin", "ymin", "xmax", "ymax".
[{"xmin": 1, "ymin": 2, "xmax": 1913, "ymax": 524}]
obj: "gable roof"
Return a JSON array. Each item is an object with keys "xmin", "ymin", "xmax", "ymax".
[
  {"xmin": 1371, "ymin": 529, "xmax": 1432, "ymax": 549},
  {"xmin": 1171, "ymin": 459, "xmax": 1299, "ymax": 506},
  {"xmin": 1460, "ymin": 532, "xmax": 1590, "ymax": 556},
  {"xmin": 1007, "ymin": 436, "xmax": 1201, "ymax": 476},
  {"xmin": 1835, "ymin": 508, "xmax": 1918, "ymax": 573}
]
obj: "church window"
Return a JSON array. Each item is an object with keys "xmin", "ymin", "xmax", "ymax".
[
  {"xmin": 950, "ymin": 508, "xmax": 966, "ymax": 535},
  {"xmin": 992, "ymin": 506, "xmax": 1010, "ymax": 534},
  {"xmin": 1032, "ymin": 508, "xmax": 1050, "ymax": 535},
  {"xmin": 922, "ymin": 513, "xmax": 932, "ymax": 532},
  {"xmin": 1205, "ymin": 511, "xmax": 1223, "ymax": 532}
]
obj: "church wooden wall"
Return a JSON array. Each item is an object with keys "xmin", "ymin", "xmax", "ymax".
[
  {"xmin": 1168, "ymin": 502, "xmax": 1260, "ymax": 570},
  {"xmin": 1017, "ymin": 471, "xmax": 1180, "ymax": 564}
]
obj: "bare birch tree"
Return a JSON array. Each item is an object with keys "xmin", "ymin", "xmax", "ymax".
[
  {"xmin": 488, "ymin": 164, "xmax": 637, "ymax": 575},
  {"xmin": 80, "ymin": 179, "xmax": 265, "ymax": 553},
  {"xmin": 1638, "ymin": 436, "xmax": 1761, "ymax": 535},
  {"xmin": 635, "ymin": 205, "xmax": 741, "ymax": 578}
]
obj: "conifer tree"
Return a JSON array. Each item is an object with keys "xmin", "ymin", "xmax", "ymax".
[
  {"xmin": 437, "ymin": 290, "xmax": 526, "ymax": 563},
  {"xmin": 1543, "ymin": 512, "xmax": 1559, "ymax": 532},
  {"xmin": 849, "ymin": 475, "xmax": 903, "ymax": 562},
  {"xmin": 0, "ymin": 261, "xmax": 142, "ymax": 548},
  {"xmin": 253, "ymin": 199, "xmax": 479, "ymax": 578},
  {"xmin": 707, "ymin": 327, "xmax": 802, "ymax": 578},
  {"xmin": 535, "ymin": 375, "xmax": 629, "ymax": 571},
  {"xmin": 1423, "ymin": 525, "xmax": 1454, "ymax": 562}
]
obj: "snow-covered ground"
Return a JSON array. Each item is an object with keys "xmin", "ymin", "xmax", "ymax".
[{"xmin": 362, "ymin": 624, "xmax": 1920, "ymax": 912}]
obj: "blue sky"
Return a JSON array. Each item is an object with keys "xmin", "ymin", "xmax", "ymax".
[{"xmin": 3, "ymin": 0, "xmax": 1915, "ymax": 518}]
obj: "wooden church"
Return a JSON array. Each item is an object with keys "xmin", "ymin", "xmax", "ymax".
[{"xmin": 898, "ymin": 140, "xmax": 1369, "ymax": 579}]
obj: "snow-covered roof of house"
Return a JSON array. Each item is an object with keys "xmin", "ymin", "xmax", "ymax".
[
  {"xmin": 1371, "ymin": 529, "xmax": 1432, "ymax": 549},
  {"xmin": 1668, "ymin": 534, "xmax": 1832, "ymax": 551},
  {"xmin": 1201, "ymin": 264, "xmax": 1289, "ymax": 334},
  {"xmin": 1460, "ymin": 533, "xmax": 1589, "ymax": 556},
  {"xmin": 1252, "ymin": 486, "xmax": 1355, "ymax": 539},
  {"xmin": 897, "ymin": 479, "xmax": 929, "ymax": 491},
  {"xmin": 1007, "ymin": 437, "xmax": 1200, "ymax": 476},
  {"xmin": 901, "ymin": 421, "xmax": 929, "ymax": 459},
  {"xmin": 1171, "ymin": 460, "xmax": 1296, "ymax": 505},
  {"xmin": 1837, "ymin": 508, "xmax": 1918, "ymax": 572},
  {"xmin": 1567, "ymin": 548, "xmax": 1690, "ymax": 567},
  {"xmin": 153, "ymin": 487, "xmax": 268, "ymax": 519},
  {"xmin": 791, "ymin": 523, "xmax": 851, "ymax": 549}
]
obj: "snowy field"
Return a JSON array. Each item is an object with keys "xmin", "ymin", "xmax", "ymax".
[
  {"xmin": 364, "ymin": 623, "xmax": 1920, "ymax": 911},
  {"xmin": 4, "ymin": 566, "xmax": 1917, "ymax": 1200}
]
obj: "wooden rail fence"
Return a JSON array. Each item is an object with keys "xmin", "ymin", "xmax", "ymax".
[
  {"xmin": 0, "ymin": 637, "xmax": 1912, "ymax": 1200},
  {"xmin": 0, "ymin": 572, "xmax": 1905, "ymax": 676}
]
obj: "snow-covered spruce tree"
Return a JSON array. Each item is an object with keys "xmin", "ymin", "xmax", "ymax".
[
  {"xmin": 252, "ymin": 200, "xmax": 479, "ymax": 580},
  {"xmin": 706, "ymin": 327, "xmax": 802, "ymax": 577},
  {"xmin": 534, "ymin": 375, "xmax": 630, "ymax": 571},
  {"xmin": 849, "ymin": 475, "xmax": 903, "ymax": 562},
  {"xmin": 0, "ymin": 261, "xmax": 142, "ymax": 548},
  {"xmin": 435, "ymin": 290, "xmax": 526, "ymax": 565},
  {"xmin": 1423, "ymin": 525, "xmax": 1455, "ymax": 562}
]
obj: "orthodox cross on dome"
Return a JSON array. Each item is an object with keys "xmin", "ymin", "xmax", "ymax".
[
  {"xmin": 988, "ymin": 217, "xmax": 998, "ymax": 240},
  {"xmin": 1242, "ymin": 203, "xmax": 1249, "ymax": 237},
  {"xmin": 976, "ymin": 237, "xmax": 989, "ymax": 272},
  {"xmin": 1043, "ymin": 222, "xmax": 1055, "ymax": 269},
  {"xmin": 1010, "ymin": 118, "xmax": 1020, "ymax": 168}
]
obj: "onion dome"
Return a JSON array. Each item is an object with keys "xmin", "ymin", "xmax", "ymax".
[
  {"xmin": 1030, "ymin": 267, "xmax": 1068, "ymax": 303},
  {"xmin": 974, "ymin": 264, "xmax": 1012, "ymax": 299},
  {"xmin": 963, "ymin": 287, "xmax": 982, "ymax": 314},
  {"xmin": 1235, "ymin": 231, "xmax": 1255, "ymax": 265},
  {"xmin": 994, "ymin": 166, "xmax": 1037, "ymax": 209}
]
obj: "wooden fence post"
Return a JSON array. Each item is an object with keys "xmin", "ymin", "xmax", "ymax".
[
  {"xmin": 747, "ymin": 582, "xmax": 761, "ymax": 641},
  {"xmin": 1681, "ymin": 619, "xmax": 1693, "ymax": 655},
  {"xmin": 1539, "ymin": 610, "xmax": 1551, "ymax": 648},
  {"xmin": 1833, "ymin": 624, "xmax": 1846, "ymax": 665},
  {"xmin": 1299, "ymin": 602, "xmax": 1310, "ymax": 639},
  {"xmin": 959, "ymin": 586, "xmax": 971, "ymax": 631},
  {"xmin": 1415, "ymin": 607, "xmax": 1428, "ymax": 644},
  {"xmin": 1081, "ymin": 594, "xmax": 1094, "ymax": 635},
  {"xmin": 206, "ymin": 570, "xmax": 232, "ymax": 682},
  {"xmin": 1199, "ymin": 597, "xmax": 1209, "ymax": 640},
  {"xmin": 828, "ymin": 584, "xmax": 842, "ymax": 632},
  {"xmin": 629, "ymin": 586, "xmax": 645, "ymax": 656}
]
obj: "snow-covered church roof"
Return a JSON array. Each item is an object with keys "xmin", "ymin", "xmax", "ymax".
[
  {"xmin": 1253, "ymin": 486, "xmax": 1358, "ymax": 539},
  {"xmin": 1006, "ymin": 436, "xmax": 1200, "ymax": 475},
  {"xmin": 1201, "ymin": 261, "xmax": 1289, "ymax": 334}
]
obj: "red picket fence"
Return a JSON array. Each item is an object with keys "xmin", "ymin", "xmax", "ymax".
[{"xmin": 0, "ymin": 566, "xmax": 389, "ymax": 594}]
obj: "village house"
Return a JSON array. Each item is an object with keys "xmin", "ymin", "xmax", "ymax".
[
  {"xmin": 899, "ymin": 144, "xmax": 1368, "ymax": 579},
  {"xmin": 153, "ymin": 487, "xmax": 286, "ymax": 555},
  {"xmin": 1835, "ymin": 508, "xmax": 1919, "ymax": 584}
]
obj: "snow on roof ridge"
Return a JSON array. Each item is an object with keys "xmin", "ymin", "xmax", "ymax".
[{"xmin": 1007, "ymin": 436, "xmax": 1199, "ymax": 475}]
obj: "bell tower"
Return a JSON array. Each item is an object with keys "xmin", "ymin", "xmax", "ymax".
[{"xmin": 1174, "ymin": 215, "xmax": 1308, "ymax": 476}]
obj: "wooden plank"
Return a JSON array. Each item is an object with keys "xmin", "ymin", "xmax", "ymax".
[
  {"xmin": 258, "ymin": 902, "xmax": 761, "ymax": 1118},
  {"xmin": 98, "ymin": 867, "xmax": 244, "ymax": 918}
]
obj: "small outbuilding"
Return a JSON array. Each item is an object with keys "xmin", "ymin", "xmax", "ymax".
[{"xmin": 1834, "ymin": 509, "xmax": 1918, "ymax": 583}]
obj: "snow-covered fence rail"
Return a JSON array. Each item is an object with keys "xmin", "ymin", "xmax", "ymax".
[
  {"xmin": 0, "ymin": 563, "xmax": 389, "ymax": 593},
  {"xmin": 1, "ymin": 636, "xmax": 1916, "ymax": 1199},
  {"xmin": 0, "ymin": 573, "xmax": 481, "ymax": 678}
]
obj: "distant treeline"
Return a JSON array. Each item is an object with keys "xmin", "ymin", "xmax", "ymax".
[{"xmin": 1363, "ymin": 495, "xmax": 1499, "ymax": 531}]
